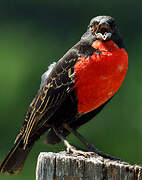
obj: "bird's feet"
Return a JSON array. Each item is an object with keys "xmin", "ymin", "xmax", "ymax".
[
  {"xmin": 54, "ymin": 126, "xmax": 120, "ymax": 160},
  {"xmin": 66, "ymin": 144, "xmax": 95, "ymax": 157},
  {"xmin": 66, "ymin": 143, "xmax": 120, "ymax": 160}
]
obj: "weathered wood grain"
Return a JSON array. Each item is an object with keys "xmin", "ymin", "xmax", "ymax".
[{"xmin": 36, "ymin": 152, "xmax": 142, "ymax": 180}]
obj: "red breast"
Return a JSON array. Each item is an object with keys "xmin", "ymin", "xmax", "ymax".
[{"xmin": 73, "ymin": 40, "xmax": 128, "ymax": 114}]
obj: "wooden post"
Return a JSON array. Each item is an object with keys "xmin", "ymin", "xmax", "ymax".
[{"xmin": 36, "ymin": 152, "xmax": 142, "ymax": 180}]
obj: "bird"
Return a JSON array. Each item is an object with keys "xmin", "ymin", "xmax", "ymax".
[{"xmin": 0, "ymin": 15, "xmax": 128, "ymax": 174}]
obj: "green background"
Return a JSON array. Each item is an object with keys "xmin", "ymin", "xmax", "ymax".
[{"xmin": 0, "ymin": 1, "xmax": 141, "ymax": 179}]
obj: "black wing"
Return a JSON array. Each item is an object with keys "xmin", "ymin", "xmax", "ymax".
[
  {"xmin": 14, "ymin": 37, "xmax": 98, "ymax": 149},
  {"xmin": 15, "ymin": 48, "xmax": 79, "ymax": 149}
]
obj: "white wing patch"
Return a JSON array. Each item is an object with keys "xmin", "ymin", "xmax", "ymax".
[{"xmin": 40, "ymin": 62, "xmax": 56, "ymax": 89}]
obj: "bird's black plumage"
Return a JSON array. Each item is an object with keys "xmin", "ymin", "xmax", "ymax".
[{"xmin": 0, "ymin": 15, "xmax": 125, "ymax": 174}]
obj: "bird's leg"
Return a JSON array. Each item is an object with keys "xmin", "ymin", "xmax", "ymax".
[
  {"xmin": 63, "ymin": 123, "xmax": 121, "ymax": 161},
  {"xmin": 53, "ymin": 127, "xmax": 94, "ymax": 156}
]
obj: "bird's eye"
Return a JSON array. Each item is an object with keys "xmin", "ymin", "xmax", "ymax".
[
  {"xmin": 109, "ymin": 20, "xmax": 117, "ymax": 29},
  {"xmin": 88, "ymin": 22, "xmax": 99, "ymax": 33},
  {"xmin": 89, "ymin": 21, "xmax": 99, "ymax": 28}
]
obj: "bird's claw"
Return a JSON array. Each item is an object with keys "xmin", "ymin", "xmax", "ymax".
[{"xmin": 66, "ymin": 145, "xmax": 94, "ymax": 157}]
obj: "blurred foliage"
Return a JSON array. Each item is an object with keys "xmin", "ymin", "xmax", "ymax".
[{"xmin": 0, "ymin": 0, "xmax": 142, "ymax": 179}]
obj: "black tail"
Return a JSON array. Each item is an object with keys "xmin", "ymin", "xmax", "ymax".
[{"xmin": 0, "ymin": 136, "xmax": 33, "ymax": 174}]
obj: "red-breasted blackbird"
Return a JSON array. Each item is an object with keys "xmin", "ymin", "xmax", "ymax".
[{"xmin": 0, "ymin": 15, "xmax": 128, "ymax": 174}]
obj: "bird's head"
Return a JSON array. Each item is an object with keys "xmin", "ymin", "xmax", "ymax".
[
  {"xmin": 88, "ymin": 16, "xmax": 117, "ymax": 41},
  {"xmin": 81, "ymin": 16, "xmax": 124, "ymax": 48}
]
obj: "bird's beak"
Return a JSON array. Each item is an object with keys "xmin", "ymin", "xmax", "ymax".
[{"xmin": 94, "ymin": 19, "xmax": 112, "ymax": 40}]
